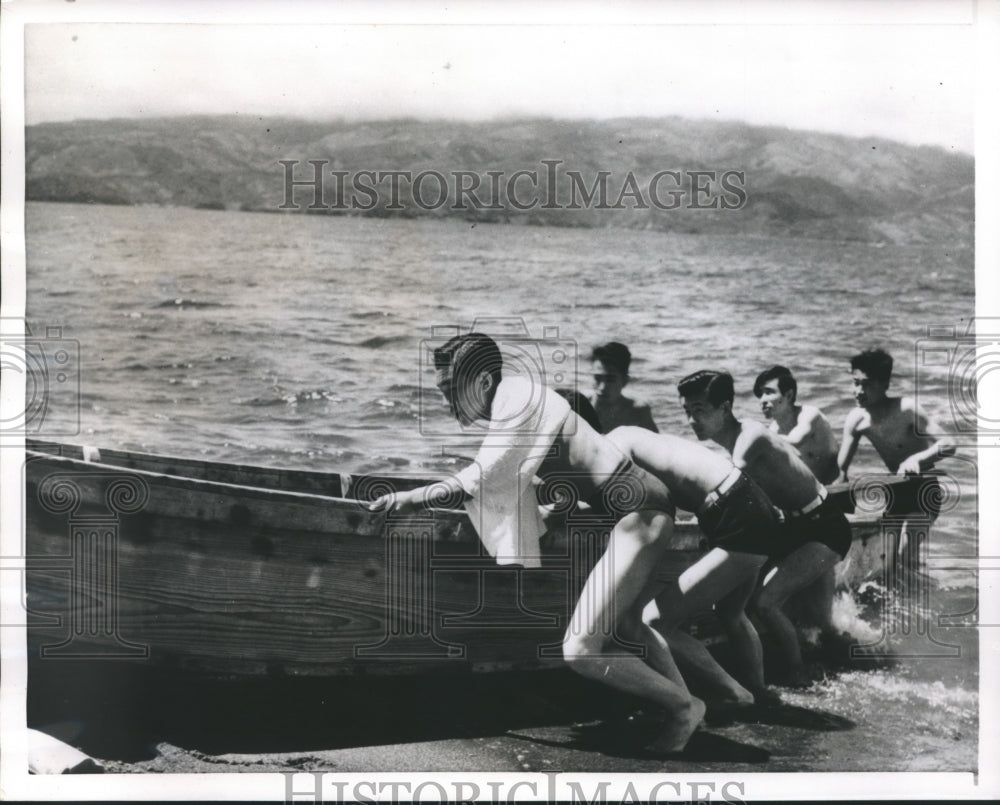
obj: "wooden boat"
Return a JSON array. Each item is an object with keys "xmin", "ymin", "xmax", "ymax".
[{"xmin": 22, "ymin": 440, "xmax": 895, "ymax": 678}]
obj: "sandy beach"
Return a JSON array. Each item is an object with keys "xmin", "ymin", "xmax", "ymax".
[{"xmin": 30, "ymin": 606, "xmax": 977, "ymax": 777}]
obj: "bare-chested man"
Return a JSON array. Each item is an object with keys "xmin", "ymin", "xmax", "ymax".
[
  {"xmin": 589, "ymin": 342, "xmax": 659, "ymax": 434},
  {"xmin": 754, "ymin": 365, "xmax": 839, "ymax": 484},
  {"xmin": 837, "ymin": 348, "xmax": 955, "ymax": 571},
  {"xmin": 662, "ymin": 370, "xmax": 852, "ymax": 689},
  {"xmin": 751, "ymin": 365, "xmax": 847, "ymax": 684},
  {"xmin": 368, "ymin": 332, "xmax": 701, "ymax": 751}
]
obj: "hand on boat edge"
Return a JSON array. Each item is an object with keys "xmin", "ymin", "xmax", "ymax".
[{"xmin": 367, "ymin": 492, "xmax": 398, "ymax": 514}]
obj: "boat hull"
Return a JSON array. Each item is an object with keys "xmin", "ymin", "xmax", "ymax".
[{"xmin": 22, "ymin": 443, "xmax": 887, "ymax": 677}]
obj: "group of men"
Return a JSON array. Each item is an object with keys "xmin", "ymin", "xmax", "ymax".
[{"xmin": 371, "ymin": 334, "xmax": 954, "ymax": 753}]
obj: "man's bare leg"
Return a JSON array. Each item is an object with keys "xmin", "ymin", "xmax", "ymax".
[
  {"xmin": 715, "ymin": 573, "xmax": 767, "ymax": 693},
  {"xmin": 648, "ymin": 548, "xmax": 766, "ymax": 705},
  {"xmin": 618, "ymin": 597, "xmax": 690, "ymax": 692},
  {"xmin": 753, "ymin": 542, "xmax": 841, "ymax": 686},
  {"xmin": 563, "ymin": 510, "xmax": 704, "ymax": 752},
  {"xmin": 797, "ymin": 565, "xmax": 837, "ymax": 634}
]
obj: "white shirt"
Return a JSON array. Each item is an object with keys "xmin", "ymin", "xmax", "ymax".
[{"xmin": 455, "ymin": 377, "xmax": 571, "ymax": 568}]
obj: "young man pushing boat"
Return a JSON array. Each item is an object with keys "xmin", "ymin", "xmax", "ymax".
[
  {"xmin": 367, "ymin": 332, "xmax": 704, "ymax": 752},
  {"xmin": 837, "ymin": 348, "xmax": 955, "ymax": 578},
  {"xmin": 752, "ymin": 365, "xmax": 846, "ymax": 683},
  {"xmin": 663, "ymin": 370, "xmax": 852, "ymax": 689},
  {"xmin": 754, "ymin": 365, "xmax": 839, "ymax": 485},
  {"xmin": 371, "ymin": 333, "xmax": 777, "ymax": 751}
]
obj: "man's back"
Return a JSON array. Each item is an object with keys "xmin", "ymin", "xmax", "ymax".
[
  {"xmin": 606, "ymin": 426, "xmax": 733, "ymax": 513},
  {"xmin": 733, "ymin": 420, "xmax": 824, "ymax": 511}
]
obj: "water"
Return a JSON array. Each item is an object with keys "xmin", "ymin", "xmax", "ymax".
[
  {"xmin": 24, "ymin": 202, "xmax": 977, "ymax": 531},
  {"xmin": 24, "ymin": 201, "xmax": 979, "ymax": 771}
]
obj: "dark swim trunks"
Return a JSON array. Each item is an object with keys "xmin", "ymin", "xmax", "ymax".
[
  {"xmin": 778, "ymin": 495, "xmax": 853, "ymax": 561},
  {"xmin": 884, "ymin": 473, "xmax": 942, "ymax": 522},
  {"xmin": 696, "ymin": 470, "xmax": 783, "ymax": 557}
]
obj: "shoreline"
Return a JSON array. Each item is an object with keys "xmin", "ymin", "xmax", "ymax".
[{"xmin": 29, "ymin": 582, "xmax": 978, "ymax": 776}]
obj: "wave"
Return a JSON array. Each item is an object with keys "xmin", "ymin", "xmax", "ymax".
[
  {"xmin": 356, "ymin": 335, "xmax": 410, "ymax": 349},
  {"xmin": 241, "ymin": 388, "xmax": 341, "ymax": 407},
  {"xmin": 311, "ymin": 334, "xmax": 411, "ymax": 349},
  {"xmin": 151, "ymin": 298, "xmax": 228, "ymax": 310},
  {"xmin": 120, "ymin": 360, "xmax": 195, "ymax": 371}
]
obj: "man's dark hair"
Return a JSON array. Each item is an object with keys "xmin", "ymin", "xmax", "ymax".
[
  {"xmin": 590, "ymin": 342, "xmax": 632, "ymax": 377},
  {"xmin": 753, "ymin": 365, "xmax": 797, "ymax": 403},
  {"xmin": 850, "ymin": 348, "xmax": 893, "ymax": 384},
  {"xmin": 433, "ymin": 332, "xmax": 503, "ymax": 388},
  {"xmin": 555, "ymin": 387, "xmax": 602, "ymax": 432},
  {"xmin": 677, "ymin": 370, "xmax": 735, "ymax": 407}
]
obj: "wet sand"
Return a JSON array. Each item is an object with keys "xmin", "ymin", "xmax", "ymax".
[{"xmin": 29, "ymin": 619, "xmax": 977, "ymax": 776}]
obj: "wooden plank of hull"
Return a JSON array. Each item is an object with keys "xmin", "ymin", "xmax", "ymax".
[
  {"xmin": 23, "ymin": 446, "xmax": 885, "ymax": 677},
  {"xmin": 24, "ymin": 440, "xmax": 430, "ymax": 497}
]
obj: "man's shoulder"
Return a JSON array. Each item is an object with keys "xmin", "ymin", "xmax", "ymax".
[
  {"xmin": 798, "ymin": 403, "xmax": 827, "ymax": 421},
  {"xmin": 844, "ymin": 406, "xmax": 868, "ymax": 428},
  {"xmin": 733, "ymin": 420, "xmax": 782, "ymax": 466},
  {"xmin": 737, "ymin": 419, "xmax": 776, "ymax": 449},
  {"xmin": 798, "ymin": 403, "xmax": 833, "ymax": 429},
  {"xmin": 871, "ymin": 396, "xmax": 914, "ymax": 425}
]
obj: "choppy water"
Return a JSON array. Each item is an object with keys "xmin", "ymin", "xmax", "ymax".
[
  {"xmin": 24, "ymin": 202, "xmax": 977, "ymax": 540},
  {"xmin": 24, "ymin": 201, "xmax": 978, "ymax": 771}
]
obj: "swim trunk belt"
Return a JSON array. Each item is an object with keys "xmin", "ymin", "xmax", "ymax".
[
  {"xmin": 784, "ymin": 487, "xmax": 828, "ymax": 518},
  {"xmin": 697, "ymin": 468, "xmax": 743, "ymax": 516}
]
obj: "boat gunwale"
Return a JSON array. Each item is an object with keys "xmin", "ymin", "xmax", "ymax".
[{"xmin": 25, "ymin": 446, "xmax": 887, "ymax": 533}]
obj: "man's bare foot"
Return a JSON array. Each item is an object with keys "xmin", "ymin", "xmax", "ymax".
[
  {"xmin": 713, "ymin": 683, "xmax": 755, "ymax": 707},
  {"xmin": 746, "ymin": 685, "xmax": 783, "ymax": 707},
  {"xmin": 646, "ymin": 697, "xmax": 707, "ymax": 753}
]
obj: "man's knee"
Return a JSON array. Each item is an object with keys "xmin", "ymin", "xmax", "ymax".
[
  {"xmin": 562, "ymin": 629, "xmax": 602, "ymax": 670},
  {"xmin": 616, "ymin": 509, "xmax": 673, "ymax": 548},
  {"xmin": 752, "ymin": 586, "xmax": 783, "ymax": 616}
]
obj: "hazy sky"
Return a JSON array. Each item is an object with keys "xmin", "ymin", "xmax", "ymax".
[{"xmin": 15, "ymin": 2, "xmax": 984, "ymax": 153}]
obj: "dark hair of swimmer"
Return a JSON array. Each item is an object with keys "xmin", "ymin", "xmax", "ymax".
[
  {"xmin": 752, "ymin": 365, "xmax": 798, "ymax": 403},
  {"xmin": 677, "ymin": 370, "xmax": 735, "ymax": 407},
  {"xmin": 850, "ymin": 348, "xmax": 893, "ymax": 384},
  {"xmin": 590, "ymin": 342, "xmax": 632, "ymax": 378}
]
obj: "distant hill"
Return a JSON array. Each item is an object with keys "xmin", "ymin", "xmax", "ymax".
[{"xmin": 25, "ymin": 116, "xmax": 973, "ymax": 246}]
